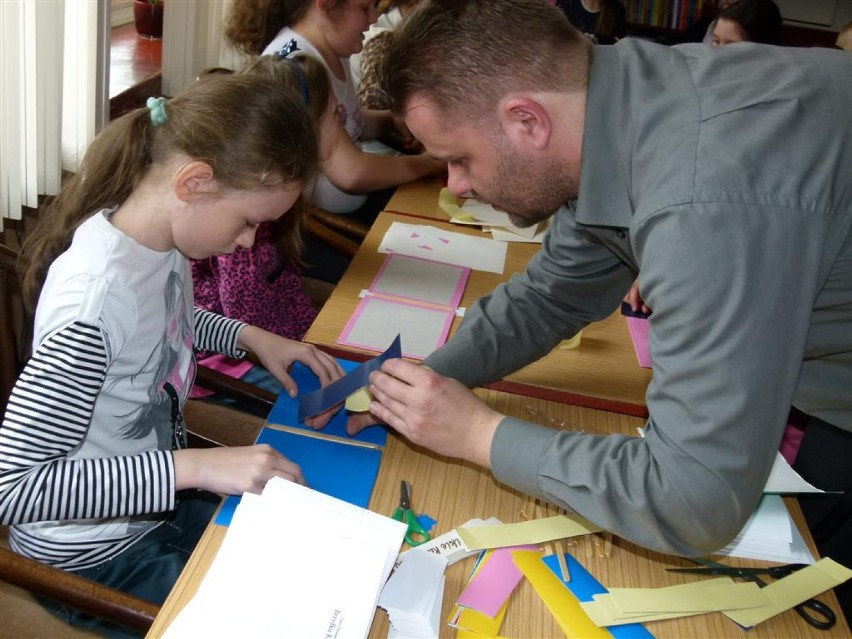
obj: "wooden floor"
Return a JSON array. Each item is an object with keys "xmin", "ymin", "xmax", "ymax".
[{"xmin": 109, "ymin": 23, "xmax": 162, "ymax": 119}]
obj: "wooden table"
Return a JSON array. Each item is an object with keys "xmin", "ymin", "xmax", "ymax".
[
  {"xmin": 384, "ymin": 176, "xmax": 450, "ymax": 221},
  {"xmin": 305, "ymin": 211, "xmax": 653, "ymax": 416},
  {"xmin": 146, "ymin": 391, "xmax": 849, "ymax": 638}
]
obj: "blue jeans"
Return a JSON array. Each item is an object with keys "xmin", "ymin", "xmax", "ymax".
[{"xmin": 40, "ymin": 490, "xmax": 220, "ymax": 638}]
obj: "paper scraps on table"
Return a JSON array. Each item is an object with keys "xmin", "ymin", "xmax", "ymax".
[
  {"xmin": 394, "ymin": 517, "xmax": 498, "ymax": 571},
  {"xmin": 456, "ymin": 545, "xmax": 538, "ymax": 617},
  {"xmin": 512, "ymin": 550, "xmax": 614, "ymax": 639},
  {"xmin": 298, "ymin": 334, "xmax": 401, "ymax": 421},
  {"xmin": 457, "ymin": 514, "xmax": 601, "ymax": 551},
  {"xmin": 542, "ymin": 553, "xmax": 655, "ymax": 639},
  {"xmin": 379, "ymin": 549, "xmax": 448, "ymax": 639},
  {"xmin": 581, "ymin": 579, "xmax": 769, "ymax": 626},
  {"xmin": 577, "ymin": 558, "xmax": 852, "ymax": 628},
  {"xmin": 724, "ymin": 557, "xmax": 852, "ymax": 628}
]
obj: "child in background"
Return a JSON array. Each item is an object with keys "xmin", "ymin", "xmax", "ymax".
[
  {"xmin": 350, "ymin": 0, "xmax": 424, "ymax": 111},
  {"xmin": 837, "ymin": 20, "xmax": 852, "ymax": 51},
  {"xmin": 1, "ymin": 74, "xmax": 343, "ymax": 636},
  {"xmin": 191, "ymin": 54, "xmax": 341, "ymax": 399},
  {"xmin": 225, "ymin": 0, "xmax": 445, "ymax": 221},
  {"xmin": 711, "ymin": 0, "xmax": 782, "ymax": 46}
]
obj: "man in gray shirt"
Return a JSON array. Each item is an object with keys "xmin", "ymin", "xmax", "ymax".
[{"xmin": 349, "ymin": 0, "xmax": 852, "ymax": 576}]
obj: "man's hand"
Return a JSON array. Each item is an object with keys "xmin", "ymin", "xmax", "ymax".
[{"xmin": 365, "ymin": 359, "xmax": 503, "ymax": 468}]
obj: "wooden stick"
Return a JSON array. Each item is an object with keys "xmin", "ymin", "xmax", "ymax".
[
  {"xmin": 602, "ymin": 531, "xmax": 613, "ymax": 558},
  {"xmin": 554, "ymin": 538, "xmax": 571, "ymax": 582}
]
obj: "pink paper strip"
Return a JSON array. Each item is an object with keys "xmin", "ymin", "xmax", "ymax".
[
  {"xmin": 625, "ymin": 316, "xmax": 651, "ymax": 369},
  {"xmin": 456, "ymin": 545, "xmax": 538, "ymax": 618}
]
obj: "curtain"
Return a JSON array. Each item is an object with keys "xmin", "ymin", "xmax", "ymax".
[
  {"xmin": 162, "ymin": 0, "xmax": 235, "ymax": 97},
  {"xmin": 0, "ymin": 0, "xmax": 105, "ymax": 230}
]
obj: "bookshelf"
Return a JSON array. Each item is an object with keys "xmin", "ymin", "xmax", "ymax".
[
  {"xmin": 623, "ymin": 0, "xmax": 842, "ymax": 47},
  {"xmin": 624, "ymin": 0, "xmax": 718, "ymax": 43}
]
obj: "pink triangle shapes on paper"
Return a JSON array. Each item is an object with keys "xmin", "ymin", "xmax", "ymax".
[
  {"xmin": 438, "ymin": 237, "xmax": 450, "ymax": 244},
  {"xmin": 410, "ymin": 232, "xmax": 420, "ymax": 238},
  {"xmin": 418, "ymin": 245, "xmax": 434, "ymax": 251}
]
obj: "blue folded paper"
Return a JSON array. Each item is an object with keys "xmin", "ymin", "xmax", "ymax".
[
  {"xmin": 620, "ymin": 301, "xmax": 651, "ymax": 320},
  {"xmin": 298, "ymin": 334, "xmax": 402, "ymax": 422}
]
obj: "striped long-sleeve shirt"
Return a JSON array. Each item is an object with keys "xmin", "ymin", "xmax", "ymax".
[{"xmin": 0, "ymin": 211, "xmax": 246, "ymax": 569}]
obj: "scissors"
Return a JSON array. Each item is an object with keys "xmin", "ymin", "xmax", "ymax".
[
  {"xmin": 667, "ymin": 557, "xmax": 836, "ymax": 630},
  {"xmin": 392, "ymin": 480, "xmax": 430, "ymax": 547}
]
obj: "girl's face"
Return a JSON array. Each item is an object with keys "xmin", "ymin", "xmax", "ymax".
[
  {"xmin": 711, "ymin": 18, "xmax": 746, "ymax": 46},
  {"xmin": 174, "ymin": 181, "xmax": 302, "ymax": 259},
  {"xmin": 325, "ymin": 0, "xmax": 377, "ymax": 58}
]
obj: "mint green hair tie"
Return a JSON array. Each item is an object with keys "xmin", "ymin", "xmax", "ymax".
[{"xmin": 146, "ymin": 96, "xmax": 168, "ymax": 126}]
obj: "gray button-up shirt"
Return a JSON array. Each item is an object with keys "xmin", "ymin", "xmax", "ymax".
[{"xmin": 426, "ymin": 39, "xmax": 852, "ymax": 555}]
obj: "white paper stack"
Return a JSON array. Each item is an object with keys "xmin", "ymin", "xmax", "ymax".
[
  {"xmin": 379, "ymin": 550, "xmax": 448, "ymax": 639},
  {"xmin": 163, "ymin": 477, "xmax": 407, "ymax": 639},
  {"xmin": 717, "ymin": 493, "xmax": 815, "ymax": 565}
]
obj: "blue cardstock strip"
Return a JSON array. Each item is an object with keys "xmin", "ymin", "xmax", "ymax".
[
  {"xmin": 269, "ymin": 359, "xmax": 389, "ymax": 447},
  {"xmin": 214, "ymin": 426, "xmax": 383, "ymax": 526},
  {"xmin": 542, "ymin": 553, "xmax": 656, "ymax": 639},
  {"xmin": 298, "ymin": 334, "xmax": 402, "ymax": 422}
]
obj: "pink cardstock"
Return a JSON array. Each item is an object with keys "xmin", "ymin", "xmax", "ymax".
[
  {"xmin": 456, "ymin": 545, "xmax": 538, "ymax": 618},
  {"xmin": 625, "ymin": 316, "xmax": 651, "ymax": 369}
]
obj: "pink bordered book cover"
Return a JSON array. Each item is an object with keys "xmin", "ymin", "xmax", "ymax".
[{"xmin": 338, "ymin": 253, "xmax": 470, "ymax": 360}]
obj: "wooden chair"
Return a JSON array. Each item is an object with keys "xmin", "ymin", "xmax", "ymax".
[
  {"xmin": 306, "ymin": 205, "xmax": 368, "ymax": 259},
  {"xmin": 0, "ymin": 242, "xmax": 272, "ymax": 634}
]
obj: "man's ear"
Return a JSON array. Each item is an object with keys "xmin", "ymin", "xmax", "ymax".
[
  {"xmin": 499, "ymin": 97, "xmax": 552, "ymax": 151},
  {"xmin": 173, "ymin": 161, "xmax": 216, "ymax": 203}
]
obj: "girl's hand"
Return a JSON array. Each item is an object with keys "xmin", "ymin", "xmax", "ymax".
[
  {"xmin": 174, "ymin": 445, "xmax": 305, "ymax": 495},
  {"xmin": 237, "ymin": 326, "xmax": 345, "ymax": 428}
]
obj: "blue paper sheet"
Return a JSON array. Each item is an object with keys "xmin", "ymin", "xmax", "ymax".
[
  {"xmin": 297, "ymin": 335, "xmax": 402, "ymax": 422},
  {"xmin": 542, "ymin": 553, "xmax": 656, "ymax": 639},
  {"xmin": 214, "ymin": 426, "xmax": 383, "ymax": 526},
  {"xmin": 270, "ymin": 359, "xmax": 389, "ymax": 448}
]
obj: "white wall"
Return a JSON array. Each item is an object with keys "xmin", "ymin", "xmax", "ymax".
[
  {"xmin": 777, "ymin": 0, "xmax": 852, "ymax": 30},
  {"xmin": 110, "ymin": 0, "xmax": 133, "ymax": 27}
]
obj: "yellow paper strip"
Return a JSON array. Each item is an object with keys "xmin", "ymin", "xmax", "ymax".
[
  {"xmin": 512, "ymin": 550, "xmax": 613, "ymax": 639},
  {"xmin": 458, "ymin": 515, "xmax": 601, "ymax": 551},
  {"xmin": 438, "ymin": 187, "xmax": 475, "ymax": 221},
  {"xmin": 607, "ymin": 579, "xmax": 768, "ymax": 613},
  {"xmin": 450, "ymin": 601, "xmax": 509, "ymax": 637},
  {"xmin": 344, "ymin": 387, "xmax": 372, "ymax": 413},
  {"xmin": 724, "ymin": 557, "xmax": 852, "ymax": 627},
  {"xmin": 581, "ymin": 596, "xmax": 697, "ymax": 626}
]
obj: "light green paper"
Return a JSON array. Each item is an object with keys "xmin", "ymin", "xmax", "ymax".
[{"xmin": 457, "ymin": 515, "xmax": 601, "ymax": 551}]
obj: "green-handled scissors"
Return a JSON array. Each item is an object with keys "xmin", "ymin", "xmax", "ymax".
[
  {"xmin": 667, "ymin": 557, "xmax": 836, "ymax": 630},
  {"xmin": 392, "ymin": 480, "xmax": 430, "ymax": 547}
]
